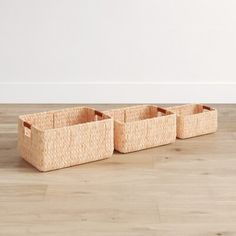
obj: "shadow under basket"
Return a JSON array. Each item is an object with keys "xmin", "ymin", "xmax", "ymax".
[
  {"xmin": 166, "ymin": 104, "xmax": 218, "ymax": 139},
  {"xmin": 104, "ymin": 105, "xmax": 176, "ymax": 153},
  {"xmin": 18, "ymin": 107, "xmax": 114, "ymax": 171}
]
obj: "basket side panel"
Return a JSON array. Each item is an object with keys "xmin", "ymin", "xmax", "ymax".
[
  {"xmin": 125, "ymin": 106, "xmax": 153, "ymax": 122},
  {"xmin": 41, "ymin": 119, "xmax": 113, "ymax": 171},
  {"xmin": 42, "ymin": 127, "xmax": 71, "ymax": 171},
  {"xmin": 115, "ymin": 115, "xmax": 176, "ymax": 153},
  {"xmin": 176, "ymin": 116, "xmax": 186, "ymax": 138},
  {"xmin": 104, "ymin": 105, "xmax": 154, "ymax": 123},
  {"xmin": 179, "ymin": 110, "xmax": 218, "ymax": 138},
  {"xmin": 104, "ymin": 110, "xmax": 125, "ymax": 123},
  {"xmin": 70, "ymin": 119, "xmax": 114, "ymax": 166},
  {"xmin": 53, "ymin": 107, "xmax": 88, "ymax": 128},
  {"xmin": 18, "ymin": 118, "xmax": 45, "ymax": 171},
  {"xmin": 114, "ymin": 121, "xmax": 126, "ymax": 152},
  {"xmin": 167, "ymin": 104, "xmax": 200, "ymax": 116}
]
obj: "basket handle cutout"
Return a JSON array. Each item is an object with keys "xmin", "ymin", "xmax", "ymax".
[
  {"xmin": 157, "ymin": 107, "xmax": 167, "ymax": 114},
  {"xmin": 94, "ymin": 110, "xmax": 104, "ymax": 121},
  {"xmin": 95, "ymin": 110, "xmax": 103, "ymax": 117},
  {"xmin": 23, "ymin": 121, "xmax": 31, "ymax": 138},
  {"xmin": 202, "ymin": 105, "xmax": 213, "ymax": 111},
  {"xmin": 23, "ymin": 121, "xmax": 31, "ymax": 129}
]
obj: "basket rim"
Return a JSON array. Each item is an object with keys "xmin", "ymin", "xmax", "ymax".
[
  {"xmin": 166, "ymin": 104, "xmax": 217, "ymax": 118},
  {"xmin": 19, "ymin": 106, "xmax": 112, "ymax": 132},
  {"xmin": 105, "ymin": 105, "xmax": 175, "ymax": 125}
]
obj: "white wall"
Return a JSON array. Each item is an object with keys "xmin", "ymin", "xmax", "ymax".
[{"xmin": 0, "ymin": 0, "xmax": 235, "ymax": 103}]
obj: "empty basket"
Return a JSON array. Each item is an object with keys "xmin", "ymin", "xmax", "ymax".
[
  {"xmin": 166, "ymin": 104, "xmax": 217, "ymax": 139},
  {"xmin": 104, "ymin": 105, "xmax": 176, "ymax": 153},
  {"xmin": 18, "ymin": 107, "xmax": 114, "ymax": 171}
]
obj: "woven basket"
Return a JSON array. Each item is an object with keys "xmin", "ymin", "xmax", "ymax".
[
  {"xmin": 166, "ymin": 104, "xmax": 217, "ymax": 139},
  {"xmin": 18, "ymin": 107, "xmax": 114, "ymax": 171},
  {"xmin": 104, "ymin": 105, "xmax": 176, "ymax": 153}
]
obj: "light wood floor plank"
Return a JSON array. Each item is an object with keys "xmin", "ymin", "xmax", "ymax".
[{"xmin": 0, "ymin": 104, "xmax": 235, "ymax": 236}]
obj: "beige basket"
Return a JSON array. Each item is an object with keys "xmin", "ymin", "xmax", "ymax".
[
  {"xmin": 166, "ymin": 104, "xmax": 217, "ymax": 139},
  {"xmin": 104, "ymin": 105, "xmax": 176, "ymax": 153},
  {"xmin": 18, "ymin": 107, "xmax": 114, "ymax": 171}
]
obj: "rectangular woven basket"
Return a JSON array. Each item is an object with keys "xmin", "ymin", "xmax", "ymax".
[
  {"xmin": 104, "ymin": 105, "xmax": 176, "ymax": 153},
  {"xmin": 18, "ymin": 107, "xmax": 114, "ymax": 171},
  {"xmin": 166, "ymin": 104, "xmax": 217, "ymax": 139}
]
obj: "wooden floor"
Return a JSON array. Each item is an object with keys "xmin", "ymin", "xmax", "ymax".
[{"xmin": 0, "ymin": 104, "xmax": 236, "ymax": 236}]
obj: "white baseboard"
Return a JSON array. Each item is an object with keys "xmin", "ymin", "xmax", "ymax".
[{"xmin": 0, "ymin": 82, "xmax": 235, "ymax": 103}]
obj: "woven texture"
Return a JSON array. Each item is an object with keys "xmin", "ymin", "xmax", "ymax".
[
  {"xmin": 104, "ymin": 105, "xmax": 176, "ymax": 153},
  {"xmin": 18, "ymin": 107, "xmax": 114, "ymax": 171},
  {"xmin": 166, "ymin": 104, "xmax": 218, "ymax": 139}
]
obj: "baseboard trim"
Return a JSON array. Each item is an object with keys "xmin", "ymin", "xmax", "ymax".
[{"xmin": 0, "ymin": 82, "xmax": 235, "ymax": 103}]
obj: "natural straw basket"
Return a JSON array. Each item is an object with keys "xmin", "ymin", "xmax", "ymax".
[
  {"xmin": 104, "ymin": 105, "xmax": 176, "ymax": 153},
  {"xmin": 18, "ymin": 107, "xmax": 114, "ymax": 171},
  {"xmin": 166, "ymin": 104, "xmax": 217, "ymax": 139}
]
